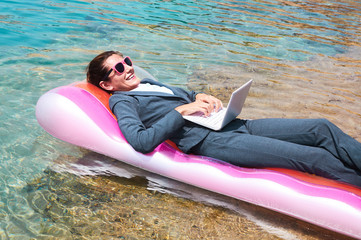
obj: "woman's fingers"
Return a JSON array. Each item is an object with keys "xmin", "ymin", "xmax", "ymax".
[
  {"xmin": 176, "ymin": 93, "xmax": 224, "ymax": 117},
  {"xmin": 195, "ymin": 93, "xmax": 223, "ymax": 113},
  {"xmin": 175, "ymin": 101, "xmax": 213, "ymax": 116},
  {"xmin": 213, "ymin": 97, "xmax": 223, "ymax": 112}
]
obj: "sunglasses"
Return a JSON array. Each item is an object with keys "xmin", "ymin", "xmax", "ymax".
[{"xmin": 102, "ymin": 56, "xmax": 133, "ymax": 81}]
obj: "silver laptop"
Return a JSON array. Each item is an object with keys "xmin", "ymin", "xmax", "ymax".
[{"xmin": 183, "ymin": 79, "xmax": 252, "ymax": 131}]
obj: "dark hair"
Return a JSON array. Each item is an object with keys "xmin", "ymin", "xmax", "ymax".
[{"xmin": 86, "ymin": 51, "xmax": 123, "ymax": 88}]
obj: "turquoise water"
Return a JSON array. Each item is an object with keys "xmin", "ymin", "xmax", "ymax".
[{"xmin": 1, "ymin": 0, "xmax": 361, "ymax": 238}]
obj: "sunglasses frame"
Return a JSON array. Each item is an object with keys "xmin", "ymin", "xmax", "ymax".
[{"xmin": 102, "ymin": 56, "xmax": 132, "ymax": 82}]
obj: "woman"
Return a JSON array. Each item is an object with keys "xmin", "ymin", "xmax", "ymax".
[{"xmin": 87, "ymin": 51, "xmax": 361, "ymax": 187}]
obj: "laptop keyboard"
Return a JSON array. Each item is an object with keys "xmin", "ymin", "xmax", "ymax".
[{"xmin": 193, "ymin": 108, "xmax": 227, "ymax": 125}]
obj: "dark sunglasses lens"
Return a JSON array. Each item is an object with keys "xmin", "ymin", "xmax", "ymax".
[
  {"xmin": 114, "ymin": 63, "xmax": 125, "ymax": 73},
  {"xmin": 124, "ymin": 57, "xmax": 132, "ymax": 66}
]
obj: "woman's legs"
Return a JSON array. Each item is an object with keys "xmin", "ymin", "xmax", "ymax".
[
  {"xmin": 192, "ymin": 118, "xmax": 361, "ymax": 186},
  {"xmin": 243, "ymin": 118, "xmax": 361, "ymax": 171}
]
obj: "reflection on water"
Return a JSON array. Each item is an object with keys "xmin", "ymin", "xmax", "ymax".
[{"xmin": 1, "ymin": 0, "xmax": 361, "ymax": 239}]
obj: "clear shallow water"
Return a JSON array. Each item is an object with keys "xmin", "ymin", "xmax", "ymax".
[{"xmin": 1, "ymin": 0, "xmax": 360, "ymax": 239}]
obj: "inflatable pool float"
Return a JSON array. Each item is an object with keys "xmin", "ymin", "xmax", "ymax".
[{"xmin": 36, "ymin": 66, "xmax": 361, "ymax": 239}]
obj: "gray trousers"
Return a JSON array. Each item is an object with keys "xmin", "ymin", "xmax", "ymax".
[{"xmin": 192, "ymin": 118, "xmax": 361, "ymax": 187}]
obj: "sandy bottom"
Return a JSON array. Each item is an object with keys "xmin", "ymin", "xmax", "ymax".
[{"xmin": 26, "ymin": 152, "xmax": 354, "ymax": 240}]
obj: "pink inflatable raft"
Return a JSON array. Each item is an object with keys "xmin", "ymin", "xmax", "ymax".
[{"xmin": 36, "ymin": 67, "xmax": 361, "ymax": 238}]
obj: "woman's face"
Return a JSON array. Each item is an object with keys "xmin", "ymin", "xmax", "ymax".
[{"xmin": 100, "ymin": 54, "xmax": 140, "ymax": 91}]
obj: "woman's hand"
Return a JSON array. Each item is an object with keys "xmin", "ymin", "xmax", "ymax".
[
  {"xmin": 195, "ymin": 93, "xmax": 223, "ymax": 113},
  {"xmin": 175, "ymin": 93, "xmax": 223, "ymax": 117}
]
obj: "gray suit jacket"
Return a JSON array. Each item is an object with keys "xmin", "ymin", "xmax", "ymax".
[{"xmin": 109, "ymin": 78, "xmax": 211, "ymax": 153}]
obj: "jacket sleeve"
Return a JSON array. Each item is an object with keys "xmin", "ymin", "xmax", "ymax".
[{"xmin": 111, "ymin": 95, "xmax": 186, "ymax": 154}]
